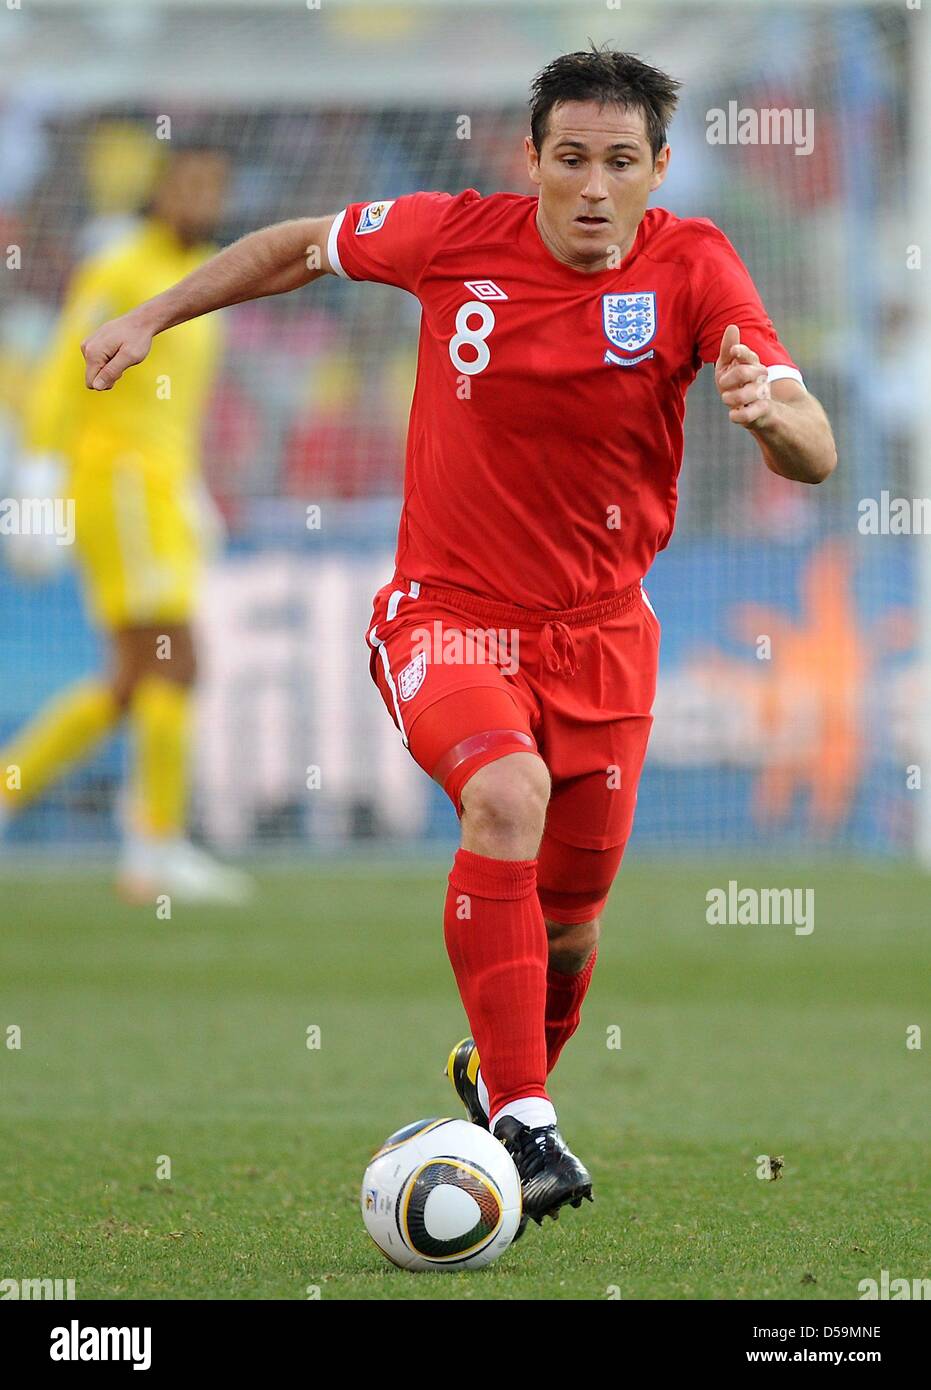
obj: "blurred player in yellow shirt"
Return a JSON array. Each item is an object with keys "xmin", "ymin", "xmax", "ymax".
[{"xmin": 0, "ymin": 145, "xmax": 251, "ymax": 904}]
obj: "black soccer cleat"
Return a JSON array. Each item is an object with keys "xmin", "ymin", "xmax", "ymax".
[
  {"xmin": 492, "ymin": 1116, "xmax": 594, "ymax": 1225},
  {"xmin": 445, "ymin": 1037, "xmax": 490, "ymax": 1130},
  {"xmin": 445, "ymin": 1039, "xmax": 535, "ymax": 1241}
]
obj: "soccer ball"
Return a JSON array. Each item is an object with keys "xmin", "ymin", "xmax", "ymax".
[{"xmin": 361, "ymin": 1117, "xmax": 522, "ymax": 1271}]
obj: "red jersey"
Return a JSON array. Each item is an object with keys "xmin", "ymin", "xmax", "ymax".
[{"xmin": 329, "ymin": 191, "xmax": 801, "ymax": 610}]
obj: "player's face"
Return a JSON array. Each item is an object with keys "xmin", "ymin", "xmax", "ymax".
[
  {"xmin": 154, "ymin": 152, "xmax": 229, "ymax": 245},
  {"xmin": 526, "ymin": 100, "xmax": 669, "ymax": 271}
]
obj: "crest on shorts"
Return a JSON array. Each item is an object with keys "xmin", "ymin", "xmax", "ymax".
[
  {"xmin": 398, "ymin": 652, "xmax": 426, "ymax": 701},
  {"xmin": 356, "ymin": 200, "xmax": 395, "ymax": 235},
  {"xmin": 602, "ymin": 292, "xmax": 657, "ymax": 354}
]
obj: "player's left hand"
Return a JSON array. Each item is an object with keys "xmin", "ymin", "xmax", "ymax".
[{"xmin": 714, "ymin": 324, "xmax": 773, "ymax": 430}]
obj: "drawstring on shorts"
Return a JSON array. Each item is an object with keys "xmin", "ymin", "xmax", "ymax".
[{"xmin": 540, "ymin": 620, "xmax": 578, "ymax": 678}]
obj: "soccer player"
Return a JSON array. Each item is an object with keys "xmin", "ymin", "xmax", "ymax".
[
  {"xmin": 1, "ymin": 144, "xmax": 252, "ymax": 905},
  {"xmin": 79, "ymin": 51, "xmax": 836, "ymax": 1221}
]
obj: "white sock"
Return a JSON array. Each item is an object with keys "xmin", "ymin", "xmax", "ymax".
[
  {"xmin": 477, "ymin": 1068, "xmax": 490, "ymax": 1120},
  {"xmin": 491, "ymin": 1097, "xmax": 558, "ymax": 1133}
]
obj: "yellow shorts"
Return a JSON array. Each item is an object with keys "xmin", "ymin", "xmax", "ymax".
[{"xmin": 70, "ymin": 460, "xmax": 202, "ymax": 630}]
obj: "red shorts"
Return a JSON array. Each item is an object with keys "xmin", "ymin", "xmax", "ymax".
[{"xmin": 366, "ymin": 575, "xmax": 660, "ymax": 922}]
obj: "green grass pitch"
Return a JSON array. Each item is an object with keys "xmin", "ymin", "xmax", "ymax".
[{"xmin": 1, "ymin": 860, "xmax": 928, "ymax": 1301}]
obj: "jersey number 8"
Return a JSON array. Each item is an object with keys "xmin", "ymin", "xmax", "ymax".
[{"xmin": 448, "ymin": 300, "xmax": 496, "ymax": 376}]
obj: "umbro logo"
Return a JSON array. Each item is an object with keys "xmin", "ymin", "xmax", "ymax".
[{"xmin": 463, "ymin": 279, "xmax": 508, "ymax": 301}]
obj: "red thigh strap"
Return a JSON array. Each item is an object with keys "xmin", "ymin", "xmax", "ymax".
[
  {"xmin": 405, "ymin": 686, "xmax": 537, "ymax": 814},
  {"xmin": 432, "ymin": 729, "xmax": 535, "ymax": 787},
  {"xmin": 433, "ymin": 729, "xmax": 537, "ymax": 814}
]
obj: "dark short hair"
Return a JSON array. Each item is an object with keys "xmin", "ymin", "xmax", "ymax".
[{"xmin": 530, "ymin": 46, "xmax": 681, "ymax": 161}]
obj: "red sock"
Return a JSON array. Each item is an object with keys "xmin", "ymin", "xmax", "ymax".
[
  {"xmin": 444, "ymin": 848, "xmax": 549, "ymax": 1120},
  {"xmin": 544, "ymin": 948, "xmax": 597, "ymax": 1075}
]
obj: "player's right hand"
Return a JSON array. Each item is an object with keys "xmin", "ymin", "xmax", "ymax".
[{"xmin": 81, "ymin": 313, "xmax": 153, "ymax": 391}]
